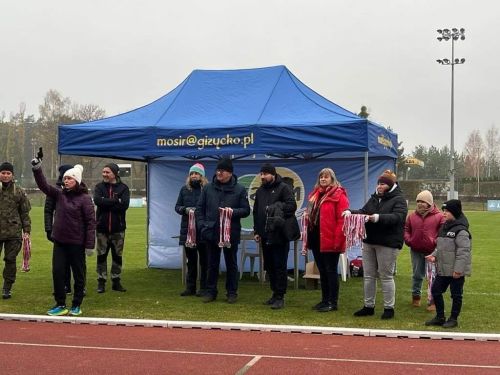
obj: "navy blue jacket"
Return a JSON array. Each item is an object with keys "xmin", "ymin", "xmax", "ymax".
[{"xmin": 196, "ymin": 174, "xmax": 250, "ymax": 244}]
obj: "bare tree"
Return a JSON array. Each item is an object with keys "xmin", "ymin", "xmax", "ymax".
[
  {"xmin": 463, "ymin": 130, "xmax": 484, "ymax": 196},
  {"xmin": 38, "ymin": 90, "xmax": 74, "ymax": 178},
  {"xmin": 72, "ymin": 103, "xmax": 106, "ymax": 123},
  {"xmin": 484, "ymin": 124, "xmax": 499, "ymax": 178}
]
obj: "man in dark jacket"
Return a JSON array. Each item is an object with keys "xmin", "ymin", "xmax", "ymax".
[
  {"xmin": 196, "ymin": 157, "xmax": 250, "ymax": 304},
  {"xmin": 93, "ymin": 163, "xmax": 130, "ymax": 293},
  {"xmin": 0, "ymin": 162, "xmax": 31, "ymax": 299},
  {"xmin": 346, "ymin": 170, "xmax": 408, "ymax": 320},
  {"xmin": 45, "ymin": 164, "xmax": 74, "ymax": 294},
  {"xmin": 253, "ymin": 163, "xmax": 296, "ymax": 309}
]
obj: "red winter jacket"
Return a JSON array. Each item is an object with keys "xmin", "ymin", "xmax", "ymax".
[
  {"xmin": 307, "ymin": 186, "xmax": 349, "ymax": 253},
  {"xmin": 404, "ymin": 205, "xmax": 445, "ymax": 254}
]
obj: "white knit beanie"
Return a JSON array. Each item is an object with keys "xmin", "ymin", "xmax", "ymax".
[
  {"xmin": 416, "ymin": 190, "xmax": 433, "ymax": 206},
  {"xmin": 63, "ymin": 164, "xmax": 83, "ymax": 184}
]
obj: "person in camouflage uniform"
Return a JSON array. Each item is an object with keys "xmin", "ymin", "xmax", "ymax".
[{"xmin": 0, "ymin": 162, "xmax": 31, "ymax": 299}]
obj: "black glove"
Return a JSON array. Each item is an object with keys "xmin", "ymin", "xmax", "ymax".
[
  {"xmin": 46, "ymin": 230, "xmax": 53, "ymax": 242},
  {"xmin": 36, "ymin": 147, "xmax": 44, "ymax": 160}
]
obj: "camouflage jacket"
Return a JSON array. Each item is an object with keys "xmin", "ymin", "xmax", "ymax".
[{"xmin": 0, "ymin": 182, "xmax": 31, "ymax": 239}]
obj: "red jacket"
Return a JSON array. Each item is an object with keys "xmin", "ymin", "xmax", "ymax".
[
  {"xmin": 308, "ymin": 186, "xmax": 349, "ymax": 253},
  {"xmin": 404, "ymin": 205, "xmax": 445, "ymax": 254}
]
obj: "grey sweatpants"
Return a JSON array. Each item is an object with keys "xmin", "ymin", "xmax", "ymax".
[{"xmin": 362, "ymin": 243, "xmax": 400, "ymax": 309}]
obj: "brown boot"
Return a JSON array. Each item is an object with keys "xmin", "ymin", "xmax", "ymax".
[
  {"xmin": 412, "ymin": 295, "xmax": 421, "ymax": 307},
  {"xmin": 426, "ymin": 303, "xmax": 436, "ymax": 311}
]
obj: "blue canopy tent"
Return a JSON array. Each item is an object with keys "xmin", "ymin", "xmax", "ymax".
[{"xmin": 58, "ymin": 65, "xmax": 398, "ymax": 268}]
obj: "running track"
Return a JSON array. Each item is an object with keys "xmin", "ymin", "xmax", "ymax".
[{"xmin": 1, "ymin": 316, "xmax": 499, "ymax": 374}]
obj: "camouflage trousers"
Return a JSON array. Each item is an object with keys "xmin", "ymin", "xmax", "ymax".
[
  {"xmin": 96, "ymin": 232, "xmax": 125, "ymax": 281},
  {"xmin": 0, "ymin": 239, "xmax": 22, "ymax": 290}
]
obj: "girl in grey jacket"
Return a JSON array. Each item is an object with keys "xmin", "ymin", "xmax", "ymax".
[{"xmin": 425, "ymin": 199, "xmax": 471, "ymax": 329}]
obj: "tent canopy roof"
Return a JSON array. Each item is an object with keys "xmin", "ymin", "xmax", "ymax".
[{"xmin": 59, "ymin": 65, "xmax": 397, "ymax": 160}]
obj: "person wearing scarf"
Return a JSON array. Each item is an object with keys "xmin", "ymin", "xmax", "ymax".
[
  {"xmin": 404, "ymin": 190, "xmax": 445, "ymax": 310},
  {"xmin": 305, "ymin": 168, "xmax": 349, "ymax": 312}
]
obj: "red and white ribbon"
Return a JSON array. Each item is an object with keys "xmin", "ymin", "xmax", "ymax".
[
  {"xmin": 426, "ymin": 260, "xmax": 436, "ymax": 305},
  {"xmin": 343, "ymin": 214, "xmax": 368, "ymax": 249},
  {"xmin": 301, "ymin": 212, "xmax": 308, "ymax": 256},
  {"xmin": 185, "ymin": 209, "xmax": 197, "ymax": 248},
  {"xmin": 218, "ymin": 207, "xmax": 233, "ymax": 248},
  {"xmin": 21, "ymin": 233, "xmax": 31, "ymax": 272}
]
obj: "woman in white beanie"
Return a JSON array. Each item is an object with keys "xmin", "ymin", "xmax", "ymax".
[{"xmin": 32, "ymin": 159, "xmax": 95, "ymax": 317}]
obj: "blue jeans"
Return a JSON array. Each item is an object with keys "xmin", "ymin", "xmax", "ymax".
[{"xmin": 410, "ymin": 250, "xmax": 426, "ymax": 297}]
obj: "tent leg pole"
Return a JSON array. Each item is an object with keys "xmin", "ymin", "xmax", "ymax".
[{"xmin": 364, "ymin": 152, "xmax": 369, "ymax": 201}]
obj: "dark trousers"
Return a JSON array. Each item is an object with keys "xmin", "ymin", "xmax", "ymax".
[
  {"xmin": 185, "ymin": 243, "xmax": 208, "ymax": 292},
  {"xmin": 53, "ymin": 242, "xmax": 86, "ymax": 307},
  {"xmin": 431, "ymin": 275, "xmax": 465, "ymax": 320},
  {"xmin": 0, "ymin": 239, "xmax": 22, "ymax": 290},
  {"xmin": 262, "ymin": 241, "xmax": 289, "ymax": 299},
  {"xmin": 311, "ymin": 247, "xmax": 340, "ymax": 306},
  {"xmin": 62, "ymin": 254, "xmax": 87, "ymax": 291},
  {"xmin": 206, "ymin": 241, "xmax": 239, "ymax": 297}
]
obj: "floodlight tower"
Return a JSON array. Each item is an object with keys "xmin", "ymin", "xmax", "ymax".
[{"xmin": 436, "ymin": 28, "xmax": 466, "ymax": 199}]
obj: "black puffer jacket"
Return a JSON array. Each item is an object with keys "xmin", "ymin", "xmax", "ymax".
[
  {"xmin": 253, "ymin": 174, "xmax": 297, "ymax": 245},
  {"xmin": 352, "ymin": 184, "xmax": 408, "ymax": 249},
  {"xmin": 196, "ymin": 174, "xmax": 250, "ymax": 244},
  {"xmin": 93, "ymin": 181, "xmax": 130, "ymax": 234},
  {"xmin": 175, "ymin": 182, "xmax": 203, "ymax": 245}
]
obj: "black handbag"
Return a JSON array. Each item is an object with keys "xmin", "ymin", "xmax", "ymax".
[{"xmin": 283, "ymin": 215, "xmax": 301, "ymax": 241}]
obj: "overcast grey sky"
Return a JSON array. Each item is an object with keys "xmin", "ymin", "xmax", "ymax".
[{"xmin": 1, "ymin": 0, "xmax": 497, "ymax": 153}]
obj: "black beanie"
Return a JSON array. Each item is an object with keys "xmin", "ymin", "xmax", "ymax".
[
  {"xmin": 104, "ymin": 163, "xmax": 120, "ymax": 177},
  {"xmin": 216, "ymin": 158, "xmax": 233, "ymax": 173},
  {"xmin": 260, "ymin": 163, "xmax": 276, "ymax": 176},
  {"xmin": 0, "ymin": 162, "xmax": 14, "ymax": 174},
  {"xmin": 442, "ymin": 199, "xmax": 463, "ymax": 218}
]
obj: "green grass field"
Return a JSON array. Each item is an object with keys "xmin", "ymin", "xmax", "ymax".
[{"xmin": 1, "ymin": 207, "xmax": 499, "ymax": 333}]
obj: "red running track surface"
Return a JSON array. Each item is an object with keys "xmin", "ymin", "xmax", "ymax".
[{"xmin": 0, "ymin": 320, "xmax": 499, "ymax": 374}]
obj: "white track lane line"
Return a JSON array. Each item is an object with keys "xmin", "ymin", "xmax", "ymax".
[
  {"xmin": 235, "ymin": 355, "xmax": 262, "ymax": 375},
  {"xmin": 1, "ymin": 341, "xmax": 499, "ymax": 370}
]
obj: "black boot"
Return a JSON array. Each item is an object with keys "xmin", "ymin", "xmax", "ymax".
[
  {"xmin": 112, "ymin": 278, "xmax": 127, "ymax": 292},
  {"xmin": 2, "ymin": 289, "xmax": 11, "ymax": 300},
  {"xmin": 425, "ymin": 315, "xmax": 446, "ymax": 326},
  {"xmin": 381, "ymin": 308, "xmax": 395, "ymax": 320},
  {"xmin": 97, "ymin": 279, "xmax": 106, "ymax": 293},
  {"xmin": 353, "ymin": 306, "xmax": 375, "ymax": 317}
]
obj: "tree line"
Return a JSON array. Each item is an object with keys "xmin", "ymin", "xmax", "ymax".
[
  {"xmin": 0, "ymin": 90, "xmax": 145, "ymax": 193},
  {"xmin": 396, "ymin": 125, "xmax": 500, "ymax": 183},
  {"xmin": 2, "ymin": 96, "xmax": 498, "ymax": 195}
]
